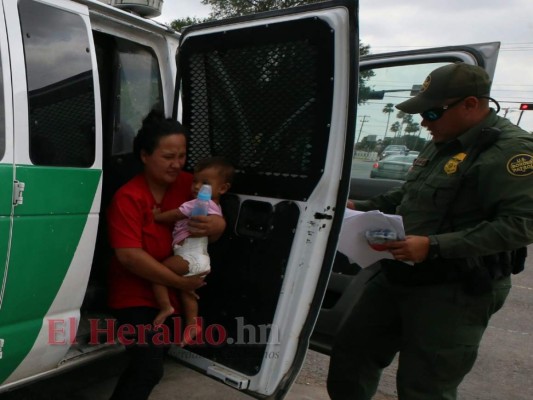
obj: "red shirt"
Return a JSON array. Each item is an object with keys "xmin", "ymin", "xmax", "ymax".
[{"xmin": 107, "ymin": 172, "xmax": 193, "ymax": 310}]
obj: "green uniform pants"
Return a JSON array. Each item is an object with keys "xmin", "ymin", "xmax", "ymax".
[{"xmin": 327, "ymin": 271, "xmax": 511, "ymax": 400}]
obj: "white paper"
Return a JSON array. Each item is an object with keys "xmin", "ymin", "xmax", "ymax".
[{"xmin": 337, "ymin": 209, "xmax": 406, "ymax": 268}]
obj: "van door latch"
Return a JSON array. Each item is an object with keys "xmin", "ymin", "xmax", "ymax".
[
  {"xmin": 314, "ymin": 212, "xmax": 333, "ymax": 220},
  {"xmin": 13, "ymin": 181, "xmax": 25, "ymax": 205}
]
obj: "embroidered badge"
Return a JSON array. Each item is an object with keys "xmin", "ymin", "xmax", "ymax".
[
  {"xmin": 507, "ymin": 154, "xmax": 533, "ymax": 176},
  {"xmin": 420, "ymin": 75, "xmax": 431, "ymax": 93},
  {"xmin": 444, "ymin": 152, "xmax": 467, "ymax": 175}
]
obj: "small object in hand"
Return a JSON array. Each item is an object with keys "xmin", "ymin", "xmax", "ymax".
[{"xmin": 365, "ymin": 229, "xmax": 397, "ymax": 251}]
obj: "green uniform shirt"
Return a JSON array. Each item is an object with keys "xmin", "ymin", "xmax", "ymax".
[{"xmin": 358, "ymin": 111, "xmax": 533, "ymax": 259}]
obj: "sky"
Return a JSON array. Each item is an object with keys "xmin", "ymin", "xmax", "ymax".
[{"xmin": 154, "ymin": 0, "xmax": 533, "ymax": 134}]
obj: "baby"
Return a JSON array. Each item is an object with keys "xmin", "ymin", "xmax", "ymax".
[{"xmin": 153, "ymin": 156, "xmax": 234, "ymax": 344}]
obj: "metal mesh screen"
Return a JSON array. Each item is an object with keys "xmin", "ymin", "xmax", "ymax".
[
  {"xmin": 180, "ymin": 18, "xmax": 334, "ymax": 200},
  {"xmin": 29, "ymin": 72, "xmax": 95, "ymax": 167}
]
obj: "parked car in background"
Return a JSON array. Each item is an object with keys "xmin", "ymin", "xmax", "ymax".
[
  {"xmin": 408, "ymin": 150, "xmax": 420, "ymax": 156},
  {"xmin": 380, "ymin": 144, "xmax": 409, "ymax": 159},
  {"xmin": 370, "ymin": 153, "xmax": 418, "ymax": 180}
]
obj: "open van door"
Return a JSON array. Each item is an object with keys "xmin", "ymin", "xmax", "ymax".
[
  {"xmin": 170, "ymin": 0, "xmax": 358, "ymax": 397},
  {"xmin": 310, "ymin": 42, "xmax": 501, "ymax": 354}
]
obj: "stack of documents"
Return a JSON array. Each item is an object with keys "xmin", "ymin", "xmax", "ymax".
[{"xmin": 337, "ymin": 209, "xmax": 405, "ymax": 268}]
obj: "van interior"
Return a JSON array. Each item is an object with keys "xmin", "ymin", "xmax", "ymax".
[{"xmin": 79, "ymin": 15, "xmax": 335, "ymax": 376}]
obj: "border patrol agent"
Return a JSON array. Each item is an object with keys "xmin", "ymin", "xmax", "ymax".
[{"xmin": 327, "ymin": 63, "xmax": 533, "ymax": 400}]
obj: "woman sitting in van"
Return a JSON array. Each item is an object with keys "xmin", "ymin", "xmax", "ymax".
[{"xmin": 106, "ymin": 110, "xmax": 225, "ymax": 400}]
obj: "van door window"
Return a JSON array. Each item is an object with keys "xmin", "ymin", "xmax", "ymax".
[
  {"xmin": 112, "ymin": 39, "xmax": 163, "ymax": 155},
  {"xmin": 18, "ymin": 0, "xmax": 95, "ymax": 167},
  {"xmin": 354, "ymin": 62, "xmax": 448, "ymax": 181}
]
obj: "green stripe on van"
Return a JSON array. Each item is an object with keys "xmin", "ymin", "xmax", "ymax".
[{"xmin": 0, "ymin": 166, "xmax": 101, "ymax": 383}]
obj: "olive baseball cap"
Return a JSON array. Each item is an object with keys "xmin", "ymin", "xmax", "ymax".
[{"xmin": 396, "ymin": 62, "xmax": 492, "ymax": 114}]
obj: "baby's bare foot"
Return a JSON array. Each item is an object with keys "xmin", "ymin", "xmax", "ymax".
[
  {"xmin": 181, "ymin": 320, "xmax": 203, "ymax": 347},
  {"xmin": 153, "ymin": 306, "xmax": 174, "ymax": 327}
]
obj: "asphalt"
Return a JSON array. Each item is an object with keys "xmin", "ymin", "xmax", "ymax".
[
  {"xmin": 6, "ymin": 245, "xmax": 533, "ymax": 400},
  {"xmin": 2, "ymin": 350, "xmax": 332, "ymax": 400},
  {"xmin": 84, "ymin": 356, "xmax": 332, "ymax": 400}
]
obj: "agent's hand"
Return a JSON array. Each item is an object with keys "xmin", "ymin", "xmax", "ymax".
[
  {"xmin": 384, "ymin": 235, "xmax": 430, "ymax": 263},
  {"xmin": 347, "ymin": 200, "xmax": 355, "ymax": 210}
]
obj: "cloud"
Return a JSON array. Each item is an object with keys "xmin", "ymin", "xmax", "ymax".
[
  {"xmin": 157, "ymin": 0, "xmax": 533, "ymax": 131},
  {"xmin": 156, "ymin": 0, "xmax": 210, "ymax": 23}
]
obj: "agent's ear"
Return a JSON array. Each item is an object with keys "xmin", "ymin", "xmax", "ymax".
[
  {"xmin": 463, "ymin": 96, "xmax": 479, "ymax": 110},
  {"xmin": 219, "ymin": 182, "xmax": 231, "ymax": 195}
]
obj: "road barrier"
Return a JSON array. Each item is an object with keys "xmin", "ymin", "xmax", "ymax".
[{"xmin": 354, "ymin": 151, "xmax": 378, "ymax": 161}]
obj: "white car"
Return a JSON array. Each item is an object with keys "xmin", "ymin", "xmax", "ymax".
[{"xmin": 380, "ymin": 145, "xmax": 409, "ymax": 159}]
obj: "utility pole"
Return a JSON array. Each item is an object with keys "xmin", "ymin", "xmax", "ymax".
[
  {"xmin": 356, "ymin": 115, "xmax": 370, "ymax": 148},
  {"xmin": 517, "ymin": 110, "xmax": 524, "ymax": 126}
]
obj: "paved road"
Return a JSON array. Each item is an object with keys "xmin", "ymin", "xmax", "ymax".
[
  {"xmin": 351, "ymin": 156, "xmax": 375, "ymax": 179},
  {"xmin": 299, "ymin": 247, "xmax": 533, "ymax": 400}
]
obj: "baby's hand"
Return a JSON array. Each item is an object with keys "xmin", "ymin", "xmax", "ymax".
[
  {"xmin": 153, "ymin": 208, "xmax": 181, "ymax": 225},
  {"xmin": 152, "ymin": 206, "xmax": 162, "ymax": 221}
]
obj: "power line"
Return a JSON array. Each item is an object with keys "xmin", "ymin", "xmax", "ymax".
[{"xmin": 368, "ymin": 43, "xmax": 533, "ymax": 49}]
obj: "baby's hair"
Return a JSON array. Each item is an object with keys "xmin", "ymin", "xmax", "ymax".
[
  {"xmin": 133, "ymin": 109, "xmax": 189, "ymax": 161},
  {"xmin": 194, "ymin": 156, "xmax": 235, "ymax": 184}
]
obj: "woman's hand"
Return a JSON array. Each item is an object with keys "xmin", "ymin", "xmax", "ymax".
[
  {"xmin": 115, "ymin": 248, "xmax": 206, "ymax": 289},
  {"xmin": 175, "ymin": 274, "xmax": 207, "ymax": 292},
  {"xmin": 188, "ymin": 214, "xmax": 226, "ymax": 242}
]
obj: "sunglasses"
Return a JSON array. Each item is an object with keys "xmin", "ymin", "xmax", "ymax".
[{"xmin": 420, "ymin": 97, "xmax": 465, "ymax": 121}]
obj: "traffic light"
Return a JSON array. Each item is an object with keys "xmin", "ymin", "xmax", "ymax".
[{"xmin": 520, "ymin": 103, "xmax": 533, "ymax": 111}]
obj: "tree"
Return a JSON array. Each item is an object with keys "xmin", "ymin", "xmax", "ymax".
[
  {"xmin": 202, "ymin": 0, "xmax": 318, "ymax": 18},
  {"xmin": 382, "ymin": 103, "xmax": 394, "ymax": 140},
  {"xmin": 402, "ymin": 114, "xmax": 414, "ymax": 128},
  {"xmin": 395, "ymin": 111, "xmax": 406, "ymax": 136},
  {"xmin": 395, "ymin": 111, "xmax": 414, "ymax": 137},
  {"xmin": 171, "ymin": 17, "xmax": 207, "ymax": 32},
  {"xmin": 390, "ymin": 121, "xmax": 400, "ymax": 140},
  {"xmin": 173, "ymin": 0, "xmax": 374, "ymax": 104},
  {"xmin": 404, "ymin": 121, "xmax": 420, "ymax": 136},
  {"xmin": 357, "ymin": 42, "xmax": 376, "ymax": 104},
  {"xmin": 403, "ymin": 134, "xmax": 426, "ymax": 151},
  {"xmin": 382, "ymin": 137, "xmax": 393, "ymax": 147}
]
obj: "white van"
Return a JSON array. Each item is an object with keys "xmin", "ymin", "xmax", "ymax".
[
  {"xmin": 0, "ymin": 0, "xmax": 357, "ymax": 397},
  {"xmin": 0, "ymin": 0, "xmax": 500, "ymax": 398}
]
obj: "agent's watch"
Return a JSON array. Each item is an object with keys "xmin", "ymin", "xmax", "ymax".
[{"xmin": 427, "ymin": 235, "xmax": 441, "ymax": 260}]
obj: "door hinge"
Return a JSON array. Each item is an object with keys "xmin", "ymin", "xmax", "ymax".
[{"xmin": 13, "ymin": 180, "xmax": 25, "ymax": 206}]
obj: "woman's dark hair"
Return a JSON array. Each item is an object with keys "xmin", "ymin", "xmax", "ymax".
[{"xmin": 133, "ymin": 109, "xmax": 189, "ymax": 161}]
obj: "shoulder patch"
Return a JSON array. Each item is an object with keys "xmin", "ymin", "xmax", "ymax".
[{"xmin": 507, "ymin": 154, "xmax": 533, "ymax": 176}]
